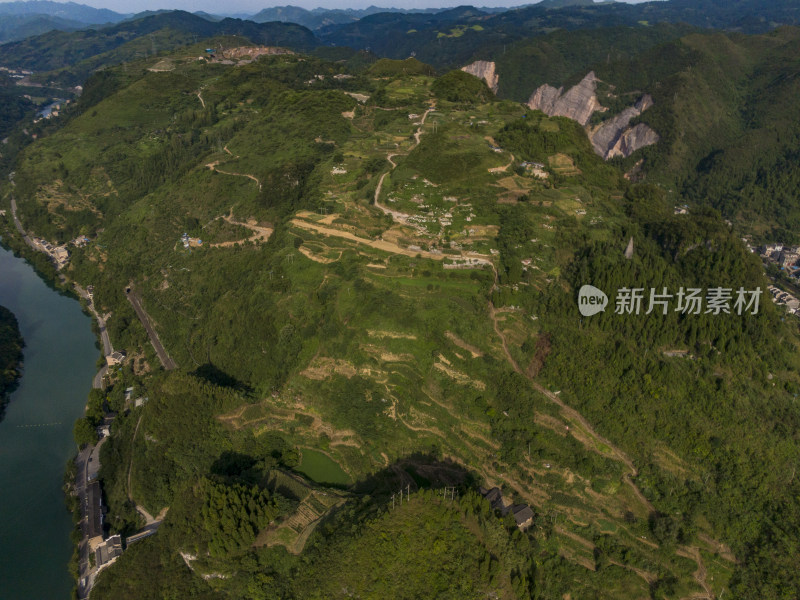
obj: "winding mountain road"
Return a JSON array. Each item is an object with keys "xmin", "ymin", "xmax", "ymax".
[{"xmin": 125, "ymin": 286, "xmax": 177, "ymax": 370}]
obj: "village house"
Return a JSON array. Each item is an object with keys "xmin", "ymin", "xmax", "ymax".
[
  {"xmin": 106, "ymin": 350, "xmax": 127, "ymax": 366},
  {"xmin": 768, "ymin": 285, "xmax": 800, "ymax": 312},
  {"xmin": 95, "ymin": 535, "xmax": 123, "ymax": 572},
  {"xmin": 479, "ymin": 486, "xmax": 534, "ymax": 531},
  {"xmin": 87, "ymin": 481, "xmax": 104, "ymax": 553},
  {"xmin": 780, "ymin": 250, "xmax": 800, "ymax": 269},
  {"xmin": 53, "ymin": 246, "xmax": 69, "ymax": 267},
  {"xmin": 761, "ymin": 243, "xmax": 783, "ymax": 261}
]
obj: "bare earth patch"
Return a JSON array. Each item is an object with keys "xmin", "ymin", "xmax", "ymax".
[
  {"xmin": 445, "ymin": 331, "xmax": 483, "ymax": 357},
  {"xmin": 301, "ymin": 357, "xmax": 358, "ymax": 380}
]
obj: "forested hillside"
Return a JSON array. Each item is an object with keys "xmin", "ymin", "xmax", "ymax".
[{"xmin": 0, "ymin": 11, "xmax": 317, "ymax": 85}]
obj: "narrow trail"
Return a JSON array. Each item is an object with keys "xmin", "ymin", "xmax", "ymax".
[
  {"xmin": 127, "ymin": 414, "xmax": 158, "ymax": 524},
  {"xmin": 196, "ymin": 90, "xmax": 205, "ymax": 108},
  {"xmin": 373, "ymin": 106, "xmax": 434, "ymax": 212},
  {"xmin": 488, "ymin": 154, "xmax": 515, "ymax": 174},
  {"xmin": 206, "ymin": 144, "xmax": 262, "ymax": 190},
  {"xmin": 206, "ymin": 208, "xmax": 273, "ymax": 247},
  {"xmin": 678, "ymin": 546, "xmax": 715, "ymax": 600},
  {"xmin": 486, "ymin": 270, "xmax": 731, "ymax": 595},
  {"xmin": 486, "ymin": 268, "xmax": 655, "ymax": 515},
  {"xmin": 126, "ymin": 286, "xmax": 177, "ymax": 370}
]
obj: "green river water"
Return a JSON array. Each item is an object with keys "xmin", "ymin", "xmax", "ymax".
[{"xmin": 0, "ymin": 244, "xmax": 99, "ymax": 599}]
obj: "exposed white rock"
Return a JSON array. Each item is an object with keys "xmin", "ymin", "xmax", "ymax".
[
  {"xmin": 461, "ymin": 60, "xmax": 499, "ymax": 94},
  {"xmin": 527, "ymin": 72, "xmax": 605, "ymax": 126},
  {"xmin": 606, "ymin": 122, "xmax": 660, "ymax": 159},
  {"xmin": 588, "ymin": 94, "xmax": 659, "ymax": 159},
  {"xmin": 527, "ymin": 72, "xmax": 659, "ymax": 159}
]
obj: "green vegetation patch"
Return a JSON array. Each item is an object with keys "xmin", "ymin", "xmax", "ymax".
[{"xmin": 296, "ymin": 449, "xmax": 351, "ymax": 485}]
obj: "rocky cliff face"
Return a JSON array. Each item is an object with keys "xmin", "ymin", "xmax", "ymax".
[
  {"xmin": 528, "ymin": 73, "xmax": 659, "ymax": 159},
  {"xmin": 461, "ymin": 60, "xmax": 499, "ymax": 94},
  {"xmin": 526, "ymin": 72, "xmax": 605, "ymax": 126},
  {"xmin": 588, "ymin": 94, "xmax": 659, "ymax": 159}
]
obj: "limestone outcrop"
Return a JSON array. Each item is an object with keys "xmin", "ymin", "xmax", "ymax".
[
  {"xmin": 527, "ymin": 72, "xmax": 659, "ymax": 159},
  {"xmin": 526, "ymin": 72, "xmax": 605, "ymax": 126},
  {"xmin": 461, "ymin": 60, "xmax": 499, "ymax": 94},
  {"xmin": 588, "ymin": 94, "xmax": 659, "ymax": 159}
]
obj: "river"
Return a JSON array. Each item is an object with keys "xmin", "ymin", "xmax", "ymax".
[{"xmin": 0, "ymin": 243, "xmax": 99, "ymax": 598}]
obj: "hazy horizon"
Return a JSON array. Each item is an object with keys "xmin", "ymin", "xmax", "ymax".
[{"xmin": 0, "ymin": 0, "xmax": 653, "ymax": 16}]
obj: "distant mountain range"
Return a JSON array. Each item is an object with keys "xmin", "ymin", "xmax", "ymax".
[
  {"xmin": 0, "ymin": 0, "xmax": 127, "ymax": 24},
  {"xmin": 247, "ymin": 5, "xmax": 514, "ymax": 31},
  {"xmin": 0, "ymin": 10, "xmax": 316, "ymax": 83},
  {"xmin": 2, "ymin": 0, "xmax": 800, "ymax": 74},
  {"xmin": 0, "ymin": 0, "xmax": 128, "ymax": 42}
]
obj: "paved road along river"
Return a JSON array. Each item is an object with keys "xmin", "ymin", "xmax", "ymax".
[{"xmin": 0, "ymin": 243, "xmax": 99, "ymax": 598}]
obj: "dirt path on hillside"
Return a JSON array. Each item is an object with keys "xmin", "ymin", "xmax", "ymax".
[
  {"xmin": 483, "ymin": 267, "xmax": 735, "ymax": 593},
  {"xmin": 127, "ymin": 413, "xmax": 163, "ymax": 525},
  {"xmin": 677, "ymin": 546, "xmax": 715, "ymax": 599},
  {"xmin": 294, "ymin": 104, "xmax": 498, "ymax": 269},
  {"xmin": 205, "ymin": 144, "xmax": 262, "ymax": 190},
  {"xmin": 290, "ymin": 218, "xmax": 445, "ymax": 260},
  {"xmin": 485, "ymin": 268, "xmax": 655, "ymax": 515},
  {"xmin": 374, "ymin": 106, "xmax": 434, "ymax": 213},
  {"xmin": 126, "ymin": 286, "xmax": 177, "ymax": 370},
  {"xmin": 488, "ymin": 154, "xmax": 515, "ymax": 174},
  {"xmin": 206, "ymin": 160, "xmax": 262, "ymax": 190},
  {"xmin": 196, "ymin": 90, "xmax": 205, "ymax": 108},
  {"xmin": 207, "ymin": 209, "xmax": 273, "ymax": 247}
]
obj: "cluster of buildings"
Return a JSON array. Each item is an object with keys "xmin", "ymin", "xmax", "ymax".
[
  {"xmin": 759, "ymin": 243, "xmax": 800, "ymax": 271},
  {"xmin": 86, "ymin": 483, "xmax": 123, "ymax": 574},
  {"xmin": 30, "ymin": 236, "xmax": 69, "ymax": 269},
  {"xmin": 479, "ymin": 486, "xmax": 534, "ymax": 530},
  {"xmin": 520, "ymin": 161, "xmax": 549, "ymax": 179},
  {"xmin": 385, "ymin": 191, "xmax": 478, "ymax": 236},
  {"xmin": 768, "ymin": 285, "xmax": 800, "ymax": 314},
  {"xmin": 81, "ymin": 392, "xmax": 155, "ymax": 596},
  {"xmin": 0, "ymin": 66, "xmax": 33, "ymax": 79},
  {"xmin": 34, "ymin": 99, "xmax": 70, "ymax": 122},
  {"xmin": 444, "ymin": 256, "xmax": 491, "ymax": 269},
  {"xmin": 752, "ymin": 244, "xmax": 800, "ymax": 316},
  {"xmin": 82, "ymin": 412, "xmax": 124, "ymax": 594}
]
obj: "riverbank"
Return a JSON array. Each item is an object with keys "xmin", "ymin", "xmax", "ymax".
[
  {"xmin": 3, "ymin": 199, "xmax": 110, "ymax": 386},
  {"xmin": 0, "ymin": 244, "xmax": 99, "ymax": 598},
  {"xmin": 1, "ymin": 204, "xmax": 114, "ymax": 598}
]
